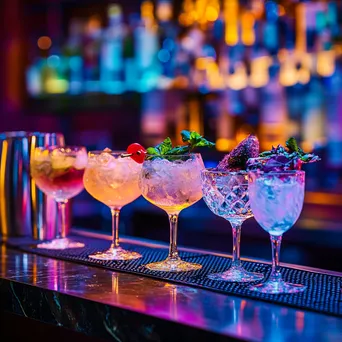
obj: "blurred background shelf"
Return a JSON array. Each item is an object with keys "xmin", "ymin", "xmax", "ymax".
[{"xmin": 1, "ymin": 0, "xmax": 342, "ymax": 271}]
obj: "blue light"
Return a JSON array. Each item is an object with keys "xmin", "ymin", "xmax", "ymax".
[
  {"xmin": 265, "ymin": 1, "xmax": 278, "ymax": 22},
  {"xmin": 162, "ymin": 38, "xmax": 175, "ymax": 51},
  {"xmin": 69, "ymin": 56, "xmax": 82, "ymax": 71},
  {"xmin": 47, "ymin": 55, "xmax": 60, "ymax": 68},
  {"xmin": 203, "ymin": 45, "xmax": 217, "ymax": 59},
  {"xmin": 158, "ymin": 49, "xmax": 171, "ymax": 63}
]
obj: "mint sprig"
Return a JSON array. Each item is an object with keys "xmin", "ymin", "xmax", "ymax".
[
  {"xmin": 247, "ymin": 137, "xmax": 320, "ymax": 171},
  {"xmin": 146, "ymin": 130, "xmax": 215, "ymax": 159}
]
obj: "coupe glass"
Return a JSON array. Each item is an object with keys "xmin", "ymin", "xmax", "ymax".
[
  {"xmin": 83, "ymin": 151, "xmax": 142, "ymax": 260},
  {"xmin": 30, "ymin": 146, "xmax": 87, "ymax": 249},
  {"xmin": 201, "ymin": 170, "xmax": 263, "ymax": 282},
  {"xmin": 248, "ymin": 170, "xmax": 306, "ymax": 294},
  {"xmin": 139, "ymin": 154, "xmax": 204, "ymax": 272}
]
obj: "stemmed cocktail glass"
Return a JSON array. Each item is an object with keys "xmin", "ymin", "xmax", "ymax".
[
  {"xmin": 139, "ymin": 154, "xmax": 204, "ymax": 272},
  {"xmin": 248, "ymin": 170, "xmax": 306, "ymax": 294},
  {"xmin": 201, "ymin": 170, "xmax": 263, "ymax": 282},
  {"xmin": 83, "ymin": 151, "xmax": 142, "ymax": 260},
  {"xmin": 30, "ymin": 146, "xmax": 87, "ymax": 249}
]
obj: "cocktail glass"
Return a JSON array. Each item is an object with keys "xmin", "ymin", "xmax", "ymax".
[
  {"xmin": 248, "ymin": 170, "xmax": 306, "ymax": 294},
  {"xmin": 30, "ymin": 146, "xmax": 87, "ymax": 249},
  {"xmin": 201, "ymin": 170, "xmax": 263, "ymax": 282},
  {"xmin": 139, "ymin": 154, "xmax": 204, "ymax": 272},
  {"xmin": 83, "ymin": 151, "xmax": 142, "ymax": 260}
]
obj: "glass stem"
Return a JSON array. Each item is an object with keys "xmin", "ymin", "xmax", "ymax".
[
  {"xmin": 57, "ymin": 200, "xmax": 68, "ymax": 239},
  {"xmin": 230, "ymin": 221, "xmax": 242, "ymax": 268},
  {"xmin": 110, "ymin": 208, "xmax": 120, "ymax": 249},
  {"xmin": 270, "ymin": 235, "xmax": 283, "ymax": 281},
  {"xmin": 168, "ymin": 213, "xmax": 180, "ymax": 261}
]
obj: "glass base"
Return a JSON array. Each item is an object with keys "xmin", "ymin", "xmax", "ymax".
[
  {"xmin": 145, "ymin": 257, "xmax": 202, "ymax": 273},
  {"xmin": 208, "ymin": 266, "xmax": 264, "ymax": 282},
  {"xmin": 249, "ymin": 279, "xmax": 307, "ymax": 294},
  {"xmin": 37, "ymin": 238, "xmax": 85, "ymax": 250},
  {"xmin": 89, "ymin": 247, "xmax": 142, "ymax": 261}
]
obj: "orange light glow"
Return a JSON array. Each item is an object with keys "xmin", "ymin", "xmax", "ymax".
[
  {"xmin": 205, "ymin": 6, "xmax": 219, "ymax": 22},
  {"xmin": 87, "ymin": 15, "xmax": 101, "ymax": 33},
  {"xmin": 296, "ymin": 4, "xmax": 306, "ymax": 52},
  {"xmin": 297, "ymin": 67, "xmax": 310, "ymax": 85},
  {"xmin": 241, "ymin": 12, "xmax": 255, "ymax": 46},
  {"xmin": 301, "ymin": 141, "xmax": 314, "ymax": 152},
  {"xmin": 249, "ymin": 56, "xmax": 271, "ymax": 88},
  {"xmin": 189, "ymin": 98, "xmax": 202, "ymax": 134},
  {"xmin": 278, "ymin": 5, "xmax": 286, "ymax": 16},
  {"xmin": 141, "ymin": 0, "xmax": 155, "ymax": 28},
  {"xmin": 279, "ymin": 62, "xmax": 298, "ymax": 87},
  {"xmin": 216, "ymin": 138, "xmax": 236, "ymax": 152},
  {"xmin": 236, "ymin": 125, "xmax": 254, "ymax": 143},
  {"xmin": 228, "ymin": 63, "xmax": 248, "ymax": 90},
  {"xmin": 224, "ymin": 0, "xmax": 239, "ymax": 46},
  {"xmin": 37, "ymin": 36, "xmax": 52, "ymax": 50},
  {"xmin": 317, "ymin": 50, "xmax": 335, "ymax": 77},
  {"xmin": 305, "ymin": 192, "xmax": 342, "ymax": 206},
  {"xmin": 157, "ymin": 2, "xmax": 173, "ymax": 21},
  {"xmin": 195, "ymin": 57, "xmax": 210, "ymax": 70},
  {"xmin": 250, "ymin": 0, "xmax": 264, "ymax": 19}
]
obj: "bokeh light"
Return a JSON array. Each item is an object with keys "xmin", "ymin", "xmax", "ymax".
[{"xmin": 37, "ymin": 36, "xmax": 52, "ymax": 50}]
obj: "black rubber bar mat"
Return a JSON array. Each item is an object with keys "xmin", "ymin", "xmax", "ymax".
[{"xmin": 7, "ymin": 236, "xmax": 342, "ymax": 317}]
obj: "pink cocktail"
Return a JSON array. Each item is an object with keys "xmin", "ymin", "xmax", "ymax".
[{"xmin": 30, "ymin": 146, "xmax": 88, "ymax": 249}]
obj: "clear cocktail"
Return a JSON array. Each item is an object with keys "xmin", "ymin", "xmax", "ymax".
[
  {"xmin": 201, "ymin": 170, "xmax": 263, "ymax": 282},
  {"xmin": 248, "ymin": 170, "xmax": 306, "ymax": 294},
  {"xmin": 139, "ymin": 154, "xmax": 204, "ymax": 272}
]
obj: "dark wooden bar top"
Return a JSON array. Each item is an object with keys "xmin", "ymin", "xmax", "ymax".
[{"xmin": 1, "ymin": 232, "xmax": 342, "ymax": 341}]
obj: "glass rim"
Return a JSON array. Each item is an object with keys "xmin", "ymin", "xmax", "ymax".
[
  {"xmin": 248, "ymin": 170, "xmax": 305, "ymax": 175},
  {"xmin": 201, "ymin": 168, "xmax": 248, "ymax": 175},
  {"xmin": 36, "ymin": 145, "xmax": 86, "ymax": 151},
  {"xmin": 144, "ymin": 153, "xmax": 202, "ymax": 157},
  {"xmin": 1, "ymin": 131, "xmax": 64, "ymax": 139},
  {"xmin": 88, "ymin": 150, "xmax": 125, "ymax": 156}
]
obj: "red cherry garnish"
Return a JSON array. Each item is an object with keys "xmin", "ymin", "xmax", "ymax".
[{"xmin": 126, "ymin": 143, "xmax": 147, "ymax": 164}]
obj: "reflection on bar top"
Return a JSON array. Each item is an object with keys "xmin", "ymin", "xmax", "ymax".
[{"xmin": 0, "ymin": 243, "xmax": 341, "ymax": 341}]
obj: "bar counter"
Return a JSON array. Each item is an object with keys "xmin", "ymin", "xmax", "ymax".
[{"xmin": 1, "ymin": 232, "xmax": 342, "ymax": 341}]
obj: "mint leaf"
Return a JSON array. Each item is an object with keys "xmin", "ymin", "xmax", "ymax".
[
  {"xmin": 189, "ymin": 131, "xmax": 203, "ymax": 144},
  {"xmin": 286, "ymin": 137, "xmax": 299, "ymax": 152},
  {"xmin": 146, "ymin": 147, "xmax": 159, "ymax": 155},
  {"xmin": 167, "ymin": 145, "xmax": 191, "ymax": 155},
  {"xmin": 194, "ymin": 139, "xmax": 215, "ymax": 148},
  {"xmin": 155, "ymin": 137, "xmax": 172, "ymax": 154},
  {"xmin": 146, "ymin": 130, "xmax": 215, "ymax": 160},
  {"xmin": 181, "ymin": 130, "xmax": 191, "ymax": 143},
  {"xmin": 181, "ymin": 130, "xmax": 215, "ymax": 150}
]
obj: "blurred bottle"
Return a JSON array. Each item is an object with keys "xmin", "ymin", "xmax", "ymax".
[
  {"xmin": 83, "ymin": 15, "xmax": 102, "ymax": 91},
  {"xmin": 100, "ymin": 4, "xmax": 125, "ymax": 94},
  {"xmin": 64, "ymin": 19, "xmax": 84, "ymax": 94}
]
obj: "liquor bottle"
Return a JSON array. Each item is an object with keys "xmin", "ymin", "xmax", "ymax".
[
  {"xmin": 64, "ymin": 18, "xmax": 84, "ymax": 94},
  {"xmin": 100, "ymin": 4, "xmax": 124, "ymax": 94},
  {"xmin": 83, "ymin": 15, "xmax": 102, "ymax": 92}
]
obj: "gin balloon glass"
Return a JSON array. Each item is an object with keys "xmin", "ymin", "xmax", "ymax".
[
  {"xmin": 139, "ymin": 154, "xmax": 204, "ymax": 272},
  {"xmin": 201, "ymin": 170, "xmax": 263, "ymax": 282},
  {"xmin": 83, "ymin": 151, "xmax": 142, "ymax": 260},
  {"xmin": 30, "ymin": 146, "xmax": 87, "ymax": 249},
  {"xmin": 248, "ymin": 170, "xmax": 306, "ymax": 294}
]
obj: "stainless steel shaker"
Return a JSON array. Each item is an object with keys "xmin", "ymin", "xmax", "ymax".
[{"xmin": 0, "ymin": 131, "xmax": 65, "ymax": 240}]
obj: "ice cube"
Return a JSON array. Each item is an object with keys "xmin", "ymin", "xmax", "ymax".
[
  {"xmin": 51, "ymin": 155, "xmax": 75, "ymax": 170},
  {"xmin": 97, "ymin": 152, "xmax": 114, "ymax": 166},
  {"xmin": 74, "ymin": 151, "xmax": 88, "ymax": 170}
]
